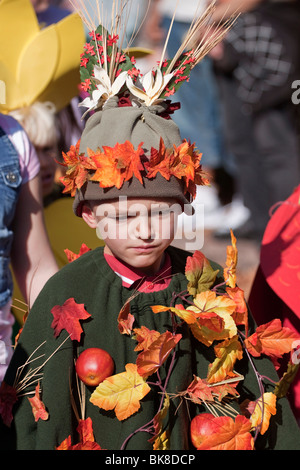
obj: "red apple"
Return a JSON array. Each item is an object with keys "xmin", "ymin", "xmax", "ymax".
[
  {"xmin": 75, "ymin": 348, "xmax": 114, "ymax": 386},
  {"xmin": 190, "ymin": 413, "xmax": 217, "ymax": 448}
]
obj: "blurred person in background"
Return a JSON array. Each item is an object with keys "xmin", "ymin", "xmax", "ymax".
[
  {"xmin": 0, "ymin": 0, "xmax": 85, "ymax": 377},
  {"xmin": 143, "ymin": 0, "xmax": 250, "ymax": 238},
  {"xmin": 211, "ymin": 0, "xmax": 300, "ymax": 241},
  {"xmin": 0, "ymin": 113, "xmax": 58, "ymax": 383}
]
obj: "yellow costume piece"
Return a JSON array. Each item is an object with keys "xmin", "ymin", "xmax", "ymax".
[{"xmin": 0, "ymin": 0, "xmax": 85, "ymax": 113}]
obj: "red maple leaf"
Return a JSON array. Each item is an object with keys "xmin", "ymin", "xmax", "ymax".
[
  {"xmin": 64, "ymin": 243, "xmax": 91, "ymax": 263},
  {"xmin": 51, "ymin": 298, "xmax": 91, "ymax": 341},
  {"xmin": 244, "ymin": 318, "xmax": 300, "ymax": 361}
]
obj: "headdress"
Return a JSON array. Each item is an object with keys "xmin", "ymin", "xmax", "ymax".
[
  {"xmin": 58, "ymin": 0, "xmax": 236, "ymax": 216},
  {"xmin": 0, "ymin": 0, "xmax": 85, "ymax": 114}
]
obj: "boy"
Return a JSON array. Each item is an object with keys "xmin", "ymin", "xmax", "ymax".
[{"xmin": 1, "ymin": 2, "xmax": 300, "ymax": 450}]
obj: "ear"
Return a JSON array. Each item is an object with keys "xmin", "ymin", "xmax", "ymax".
[{"xmin": 81, "ymin": 203, "xmax": 98, "ymax": 229}]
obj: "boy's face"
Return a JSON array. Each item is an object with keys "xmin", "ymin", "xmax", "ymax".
[{"xmin": 82, "ymin": 197, "xmax": 181, "ymax": 275}]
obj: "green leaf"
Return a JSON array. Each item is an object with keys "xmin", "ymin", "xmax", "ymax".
[
  {"xmin": 185, "ymin": 251, "xmax": 219, "ymax": 296},
  {"xmin": 274, "ymin": 362, "xmax": 300, "ymax": 399}
]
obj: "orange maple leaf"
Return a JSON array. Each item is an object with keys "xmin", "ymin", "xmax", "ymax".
[
  {"xmin": 196, "ymin": 415, "xmax": 254, "ymax": 450},
  {"xmin": 90, "ymin": 363, "xmax": 151, "ymax": 421},
  {"xmin": 28, "ymin": 383, "xmax": 49, "ymax": 422},
  {"xmin": 146, "ymin": 139, "xmax": 207, "ymax": 199},
  {"xmin": 89, "ymin": 146, "xmax": 124, "ymax": 189},
  {"xmin": 89, "ymin": 141, "xmax": 144, "ymax": 189},
  {"xmin": 56, "ymin": 417, "xmax": 103, "ymax": 450},
  {"xmin": 136, "ymin": 331, "xmax": 182, "ymax": 378},
  {"xmin": 244, "ymin": 318, "xmax": 300, "ymax": 360},
  {"xmin": 113, "ymin": 141, "xmax": 144, "ymax": 184},
  {"xmin": 145, "ymin": 139, "xmax": 172, "ymax": 181},
  {"xmin": 187, "ymin": 376, "xmax": 214, "ymax": 402},
  {"xmin": 64, "ymin": 243, "xmax": 91, "ymax": 263},
  {"xmin": 117, "ymin": 302, "xmax": 135, "ymax": 335},
  {"xmin": 60, "ymin": 141, "xmax": 96, "ymax": 196},
  {"xmin": 56, "ymin": 435, "xmax": 72, "ymax": 450},
  {"xmin": 133, "ymin": 326, "xmax": 161, "ymax": 351},
  {"xmin": 51, "ymin": 298, "xmax": 91, "ymax": 341}
]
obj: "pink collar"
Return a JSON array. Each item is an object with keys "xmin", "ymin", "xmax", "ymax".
[{"xmin": 104, "ymin": 251, "xmax": 172, "ymax": 292}]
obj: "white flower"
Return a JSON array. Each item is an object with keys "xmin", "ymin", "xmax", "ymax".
[
  {"xmin": 126, "ymin": 68, "xmax": 174, "ymax": 106},
  {"xmin": 79, "ymin": 65, "xmax": 127, "ymax": 117}
]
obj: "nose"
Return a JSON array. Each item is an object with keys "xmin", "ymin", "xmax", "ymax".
[{"xmin": 134, "ymin": 214, "xmax": 155, "ymax": 240}]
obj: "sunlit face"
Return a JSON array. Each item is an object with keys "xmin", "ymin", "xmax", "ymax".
[{"xmin": 83, "ymin": 197, "xmax": 182, "ymax": 275}]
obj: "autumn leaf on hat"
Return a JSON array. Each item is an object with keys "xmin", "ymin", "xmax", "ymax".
[
  {"xmin": 145, "ymin": 139, "xmax": 207, "ymax": 196},
  {"xmin": 60, "ymin": 141, "xmax": 96, "ymax": 196},
  {"xmin": 89, "ymin": 141, "xmax": 144, "ymax": 189}
]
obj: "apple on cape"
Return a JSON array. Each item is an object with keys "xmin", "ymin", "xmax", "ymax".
[{"xmin": 76, "ymin": 347, "xmax": 114, "ymax": 387}]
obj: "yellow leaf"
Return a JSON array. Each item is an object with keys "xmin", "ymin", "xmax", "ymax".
[
  {"xmin": 207, "ymin": 335, "xmax": 243, "ymax": 384},
  {"xmin": 224, "ymin": 230, "xmax": 238, "ymax": 288},
  {"xmin": 90, "ymin": 363, "xmax": 151, "ymax": 421},
  {"xmin": 149, "ymin": 395, "xmax": 170, "ymax": 445},
  {"xmin": 193, "ymin": 290, "xmax": 237, "ymax": 317},
  {"xmin": 153, "ymin": 430, "xmax": 170, "ymax": 450},
  {"xmin": 250, "ymin": 392, "xmax": 277, "ymax": 435},
  {"xmin": 187, "ymin": 291, "xmax": 237, "ymax": 346}
]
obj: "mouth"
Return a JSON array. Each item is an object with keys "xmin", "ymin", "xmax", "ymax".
[
  {"xmin": 41, "ymin": 172, "xmax": 54, "ymax": 186},
  {"xmin": 132, "ymin": 245, "xmax": 158, "ymax": 253}
]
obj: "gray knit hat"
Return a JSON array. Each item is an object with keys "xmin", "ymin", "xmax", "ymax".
[{"xmin": 72, "ymin": 98, "xmax": 194, "ymax": 216}]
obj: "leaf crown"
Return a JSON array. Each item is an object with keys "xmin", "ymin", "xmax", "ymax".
[{"xmin": 59, "ymin": 137, "xmax": 209, "ymax": 199}]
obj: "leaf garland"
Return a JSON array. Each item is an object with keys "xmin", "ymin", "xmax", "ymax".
[
  {"xmin": 60, "ymin": 138, "xmax": 208, "ymax": 199},
  {"xmin": 1, "ymin": 236, "xmax": 300, "ymax": 450}
]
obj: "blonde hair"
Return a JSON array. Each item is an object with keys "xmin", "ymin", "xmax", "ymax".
[{"xmin": 10, "ymin": 101, "xmax": 58, "ymax": 148}]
